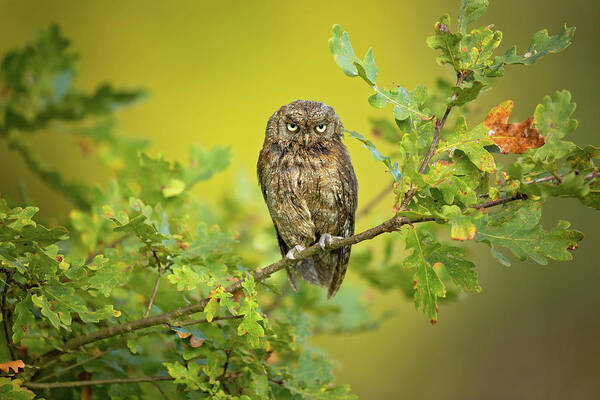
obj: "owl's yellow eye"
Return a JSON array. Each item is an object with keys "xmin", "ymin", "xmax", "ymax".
[
  {"xmin": 286, "ymin": 123, "xmax": 298, "ymax": 132},
  {"xmin": 315, "ymin": 124, "xmax": 327, "ymax": 133}
]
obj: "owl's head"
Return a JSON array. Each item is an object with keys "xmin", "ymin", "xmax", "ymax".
[{"xmin": 266, "ymin": 100, "xmax": 342, "ymax": 148}]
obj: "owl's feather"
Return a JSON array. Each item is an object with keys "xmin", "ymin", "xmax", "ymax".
[{"xmin": 257, "ymin": 100, "xmax": 358, "ymax": 298}]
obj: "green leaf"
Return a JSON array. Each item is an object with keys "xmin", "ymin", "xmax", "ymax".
[
  {"xmin": 32, "ymin": 286, "xmax": 115, "ymax": 331},
  {"xmin": 475, "ymin": 200, "xmax": 583, "ymax": 265},
  {"xmin": 488, "ymin": 25, "xmax": 575, "ymax": 76},
  {"xmin": 368, "ymin": 118, "xmax": 402, "ymax": 143},
  {"xmin": 162, "ymin": 178, "xmax": 186, "ymax": 198},
  {"xmin": 533, "ymin": 90, "xmax": 578, "ymax": 161},
  {"xmin": 403, "ymin": 229, "xmax": 446, "ymax": 322},
  {"xmin": 0, "ymin": 378, "xmax": 34, "ymax": 400},
  {"xmin": 440, "ymin": 205, "xmax": 479, "ymax": 241},
  {"xmin": 329, "ymin": 25, "xmax": 378, "ymax": 85},
  {"xmin": 184, "ymin": 145, "xmax": 232, "ymax": 188},
  {"xmin": 436, "ymin": 117, "xmax": 496, "ymax": 173},
  {"xmin": 237, "ymin": 275, "xmax": 265, "ymax": 347},
  {"xmin": 346, "ymin": 129, "xmax": 401, "ymax": 181},
  {"xmin": 164, "ymin": 361, "xmax": 202, "ymax": 391},
  {"xmin": 426, "ymin": 15, "xmax": 465, "ymax": 70},
  {"xmin": 458, "ymin": 0, "xmax": 489, "ymax": 33},
  {"xmin": 448, "ymin": 80, "xmax": 484, "ymax": 106},
  {"xmin": 0, "ymin": 24, "xmax": 145, "ymax": 135},
  {"xmin": 12, "ymin": 295, "xmax": 36, "ymax": 345}
]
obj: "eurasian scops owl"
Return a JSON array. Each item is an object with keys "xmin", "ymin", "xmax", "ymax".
[{"xmin": 257, "ymin": 100, "xmax": 358, "ymax": 298}]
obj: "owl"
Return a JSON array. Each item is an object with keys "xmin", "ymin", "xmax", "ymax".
[{"xmin": 257, "ymin": 100, "xmax": 358, "ymax": 298}]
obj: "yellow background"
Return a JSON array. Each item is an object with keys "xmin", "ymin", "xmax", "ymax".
[{"xmin": 1, "ymin": 0, "xmax": 599, "ymax": 398}]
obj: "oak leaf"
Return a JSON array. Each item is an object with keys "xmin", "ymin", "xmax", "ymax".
[
  {"xmin": 0, "ymin": 359, "xmax": 25, "ymax": 374},
  {"xmin": 485, "ymin": 100, "xmax": 545, "ymax": 153}
]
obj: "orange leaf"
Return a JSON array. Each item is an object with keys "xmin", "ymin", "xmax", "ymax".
[
  {"xmin": 177, "ymin": 331, "xmax": 192, "ymax": 339},
  {"xmin": 189, "ymin": 336, "xmax": 205, "ymax": 348},
  {"xmin": 484, "ymin": 100, "xmax": 545, "ymax": 154},
  {"xmin": 0, "ymin": 359, "xmax": 25, "ymax": 374}
]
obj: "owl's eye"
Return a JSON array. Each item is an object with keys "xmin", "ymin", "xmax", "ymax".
[
  {"xmin": 286, "ymin": 123, "xmax": 298, "ymax": 132},
  {"xmin": 315, "ymin": 124, "xmax": 327, "ymax": 133}
]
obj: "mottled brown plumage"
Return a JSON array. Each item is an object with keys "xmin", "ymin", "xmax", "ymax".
[{"xmin": 257, "ymin": 100, "xmax": 358, "ymax": 298}]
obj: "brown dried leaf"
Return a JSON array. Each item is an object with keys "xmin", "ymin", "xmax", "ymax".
[
  {"xmin": 0, "ymin": 359, "xmax": 25, "ymax": 374},
  {"xmin": 485, "ymin": 100, "xmax": 545, "ymax": 154}
]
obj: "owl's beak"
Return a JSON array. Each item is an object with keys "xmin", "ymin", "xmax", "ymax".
[{"xmin": 304, "ymin": 133, "xmax": 310, "ymax": 146}]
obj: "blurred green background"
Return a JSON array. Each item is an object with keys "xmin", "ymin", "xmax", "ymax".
[{"xmin": 1, "ymin": 0, "xmax": 599, "ymax": 398}]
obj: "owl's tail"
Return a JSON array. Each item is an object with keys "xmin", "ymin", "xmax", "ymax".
[{"xmin": 289, "ymin": 248, "xmax": 349, "ymax": 298}]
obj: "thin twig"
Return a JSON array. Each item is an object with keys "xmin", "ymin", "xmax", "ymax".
[
  {"xmin": 527, "ymin": 169, "xmax": 599, "ymax": 185},
  {"xmin": 357, "ymin": 181, "xmax": 395, "ymax": 219},
  {"xmin": 419, "ymin": 105, "xmax": 452, "ymax": 175},
  {"xmin": 144, "ymin": 251, "xmax": 163, "ymax": 318},
  {"xmin": 473, "ymin": 193, "xmax": 528, "ymax": 209},
  {"xmin": 1, "ymin": 275, "xmax": 16, "ymax": 360},
  {"xmin": 220, "ymin": 350, "xmax": 231, "ymax": 382},
  {"xmin": 170, "ymin": 314, "xmax": 244, "ymax": 328},
  {"xmin": 25, "ymin": 376, "xmax": 174, "ymax": 389},
  {"xmin": 36, "ymin": 352, "xmax": 104, "ymax": 383},
  {"xmin": 85, "ymin": 235, "xmax": 129, "ymax": 265},
  {"xmin": 151, "ymin": 381, "xmax": 170, "ymax": 400}
]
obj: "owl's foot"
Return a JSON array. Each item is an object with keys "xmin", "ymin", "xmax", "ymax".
[
  {"xmin": 285, "ymin": 245, "xmax": 306, "ymax": 260},
  {"xmin": 318, "ymin": 233, "xmax": 343, "ymax": 250}
]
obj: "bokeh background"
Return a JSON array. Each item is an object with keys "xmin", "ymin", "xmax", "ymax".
[{"xmin": 1, "ymin": 0, "xmax": 599, "ymax": 398}]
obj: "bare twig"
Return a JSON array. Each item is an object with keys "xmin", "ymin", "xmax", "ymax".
[
  {"xmin": 473, "ymin": 193, "xmax": 528, "ymax": 209},
  {"xmin": 144, "ymin": 250, "xmax": 163, "ymax": 318},
  {"xmin": 25, "ymin": 376, "xmax": 174, "ymax": 389},
  {"xmin": 1, "ymin": 275, "xmax": 16, "ymax": 360},
  {"xmin": 36, "ymin": 352, "xmax": 104, "ymax": 383},
  {"xmin": 527, "ymin": 169, "xmax": 599, "ymax": 185},
  {"xmin": 85, "ymin": 235, "xmax": 129, "ymax": 265},
  {"xmin": 170, "ymin": 314, "xmax": 244, "ymax": 328},
  {"xmin": 151, "ymin": 380, "xmax": 170, "ymax": 400},
  {"xmin": 357, "ymin": 181, "xmax": 395, "ymax": 219},
  {"xmin": 418, "ymin": 105, "xmax": 452, "ymax": 175}
]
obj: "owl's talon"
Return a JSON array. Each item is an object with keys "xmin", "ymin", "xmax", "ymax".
[
  {"xmin": 318, "ymin": 233, "xmax": 343, "ymax": 249},
  {"xmin": 286, "ymin": 245, "xmax": 305, "ymax": 260}
]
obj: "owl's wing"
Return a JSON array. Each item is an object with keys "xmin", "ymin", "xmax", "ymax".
[
  {"xmin": 272, "ymin": 216, "xmax": 299, "ymax": 291},
  {"xmin": 327, "ymin": 149, "xmax": 358, "ymax": 298}
]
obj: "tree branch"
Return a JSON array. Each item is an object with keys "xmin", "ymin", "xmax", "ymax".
[{"xmin": 25, "ymin": 376, "xmax": 174, "ymax": 389}]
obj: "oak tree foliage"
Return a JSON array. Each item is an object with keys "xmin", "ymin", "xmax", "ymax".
[{"xmin": 0, "ymin": 1, "xmax": 596, "ymax": 398}]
